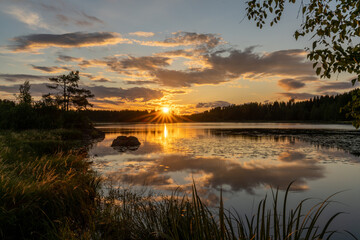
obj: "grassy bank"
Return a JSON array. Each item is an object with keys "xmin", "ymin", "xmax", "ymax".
[
  {"xmin": 0, "ymin": 130, "xmax": 100, "ymax": 239},
  {"xmin": 0, "ymin": 130, "xmax": 357, "ymax": 239}
]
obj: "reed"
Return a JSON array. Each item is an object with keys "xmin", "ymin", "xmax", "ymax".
[{"xmin": 91, "ymin": 183, "xmax": 357, "ymax": 240}]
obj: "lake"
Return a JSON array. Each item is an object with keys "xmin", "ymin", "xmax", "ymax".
[{"xmin": 89, "ymin": 122, "xmax": 360, "ymax": 237}]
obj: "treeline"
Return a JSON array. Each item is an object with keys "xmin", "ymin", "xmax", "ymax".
[
  {"xmin": 0, "ymin": 71, "xmax": 94, "ymax": 130},
  {"xmin": 0, "ymin": 100, "xmax": 91, "ymax": 130},
  {"xmin": 188, "ymin": 90, "xmax": 356, "ymax": 122}
]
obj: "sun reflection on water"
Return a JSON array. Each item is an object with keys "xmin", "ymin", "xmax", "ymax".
[{"xmin": 164, "ymin": 124, "xmax": 168, "ymax": 139}]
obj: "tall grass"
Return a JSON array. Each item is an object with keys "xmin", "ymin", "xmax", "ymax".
[
  {"xmin": 0, "ymin": 131, "xmax": 99, "ymax": 239},
  {"xmin": 91, "ymin": 183, "xmax": 358, "ymax": 240}
]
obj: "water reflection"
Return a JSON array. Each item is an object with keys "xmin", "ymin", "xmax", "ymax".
[
  {"xmin": 105, "ymin": 153, "xmax": 324, "ymax": 194},
  {"xmin": 164, "ymin": 124, "xmax": 168, "ymax": 139},
  {"xmin": 90, "ymin": 123, "xmax": 360, "ymax": 236},
  {"xmin": 90, "ymin": 123, "xmax": 359, "ymax": 194}
]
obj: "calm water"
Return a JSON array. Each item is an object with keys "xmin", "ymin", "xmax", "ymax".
[{"xmin": 90, "ymin": 123, "xmax": 360, "ymax": 236}]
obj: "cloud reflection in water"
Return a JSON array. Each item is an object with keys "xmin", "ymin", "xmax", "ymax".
[
  {"xmin": 105, "ymin": 152, "xmax": 324, "ymax": 194},
  {"xmin": 91, "ymin": 123, "xmax": 359, "ymax": 202}
]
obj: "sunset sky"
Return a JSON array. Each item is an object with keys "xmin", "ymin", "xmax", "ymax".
[{"xmin": 0, "ymin": 0, "xmax": 357, "ymax": 114}]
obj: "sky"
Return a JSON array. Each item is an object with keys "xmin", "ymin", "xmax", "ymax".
[{"xmin": 0, "ymin": 0, "xmax": 357, "ymax": 114}]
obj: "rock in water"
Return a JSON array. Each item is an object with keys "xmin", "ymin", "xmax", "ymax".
[{"xmin": 111, "ymin": 136, "xmax": 141, "ymax": 147}]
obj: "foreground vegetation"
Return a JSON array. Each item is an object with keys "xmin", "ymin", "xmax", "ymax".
[
  {"xmin": 0, "ymin": 130, "xmax": 358, "ymax": 239},
  {"xmin": 95, "ymin": 184, "xmax": 356, "ymax": 240},
  {"xmin": 0, "ymin": 130, "xmax": 99, "ymax": 239}
]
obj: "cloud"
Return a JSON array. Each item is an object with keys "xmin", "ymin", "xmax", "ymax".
[
  {"xmin": 196, "ymin": 101, "xmax": 232, "ymax": 108},
  {"xmin": 57, "ymin": 54, "xmax": 82, "ymax": 62},
  {"xmin": 91, "ymin": 98, "xmax": 125, "ymax": 106},
  {"xmin": 129, "ymin": 31, "xmax": 155, "ymax": 37},
  {"xmin": 30, "ymin": 65, "xmax": 71, "ymax": 73},
  {"xmin": 125, "ymin": 80, "xmax": 155, "ymax": 85},
  {"xmin": 0, "ymin": 74, "xmax": 49, "ymax": 82},
  {"xmin": 137, "ymin": 31, "xmax": 223, "ymax": 48},
  {"xmin": 4, "ymin": 5, "xmax": 50, "ymax": 30},
  {"xmin": 82, "ymin": 73, "xmax": 112, "ymax": 83},
  {"xmin": 278, "ymin": 78, "xmax": 306, "ymax": 90},
  {"xmin": 80, "ymin": 11, "xmax": 104, "ymax": 25},
  {"xmin": 78, "ymin": 56, "xmax": 171, "ymax": 74},
  {"xmin": 78, "ymin": 59, "xmax": 107, "ymax": 68},
  {"xmin": 279, "ymin": 92, "xmax": 316, "ymax": 100},
  {"xmin": 50, "ymin": 31, "xmax": 315, "ymax": 88},
  {"xmin": 296, "ymin": 76, "xmax": 319, "ymax": 82},
  {"xmin": 82, "ymin": 47, "xmax": 316, "ymax": 88},
  {"xmin": 38, "ymin": 2, "xmax": 104, "ymax": 27},
  {"xmin": 105, "ymin": 56, "xmax": 171, "ymax": 71},
  {"xmin": 0, "ymin": 82, "xmax": 163, "ymax": 103},
  {"xmin": 316, "ymin": 81, "xmax": 357, "ymax": 92},
  {"xmin": 56, "ymin": 14, "xmax": 70, "ymax": 23},
  {"xmin": 92, "ymin": 77, "xmax": 111, "ymax": 83},
  {"xmin": 9, "ymin": 32, "xmax": 130, "ymax": 52},
  {"xmin": 38, "ymin": 3, "xmax": 58, "ymax": 11},
  {"xmin": 208, "ymin": 48, "xmax": 314, "ymax": 78},
  {"xmin": 164, "ymin": 89, "xmax": 187, "ymax": 94},
  {"xmin": 153, "ymin": 68, "xmax": 227, "ymax": 87},
  {"xmin": 56, "ymin": 12, "xmax": 104, "ymax": 27},
  {"xmin": 156, "ymin": 49, "xmax": 198, "ymax": 59},
  {"xmin": 150, "ymin": 48, "xmax": 314, "ymax": 87},
  {"xmin": 88, "ymin": 86, "xmax": 163, "ymax": 101}
]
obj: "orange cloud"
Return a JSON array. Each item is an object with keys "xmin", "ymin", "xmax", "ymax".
[
  {"xmin": 9, "ymin": 32, "xmax": 131, "ymax": 52},
  {"xmin": 129, "ymin": 31, "xmax": 155, "ymax": 37}
]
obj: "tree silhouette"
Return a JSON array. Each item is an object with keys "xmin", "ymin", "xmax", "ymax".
[
  {"xmin": 17, "ymin": 81, "xmax": 32, "ymax": 105},
  {"xmin": 45, "ymin": 71, "xmax": 94, "ymax": 111}
]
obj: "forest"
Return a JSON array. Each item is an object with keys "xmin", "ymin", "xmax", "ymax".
[
  {"xmin": 188, "ymin": 90, "xmax": 356, "ymax": 122},
  {"xmin": 81, "ymin": 90, "xmax": 357, "ymax": 123}
]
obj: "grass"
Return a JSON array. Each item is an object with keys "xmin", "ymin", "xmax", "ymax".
[
  {"xmin": 0, "ymin": 130, "xmax": 358, "ymax": 239},
  {"xmin": 0, "ymin": 130, "xmax": 99, "ymax": 239},
  {"xmin": 89, "ymin": 183, "xmax": 357, "ymax": 240}
]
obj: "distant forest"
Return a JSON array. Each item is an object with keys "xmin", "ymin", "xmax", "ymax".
[
  {"xmin": 188, "ymin": 91, "xmax": 354, "ymax": 122},
  {"xmin": 85, "ymin": 90, "xmax": 357, "ymax": 123}
]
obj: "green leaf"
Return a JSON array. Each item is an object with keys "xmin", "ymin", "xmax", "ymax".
[
  {"xmin": 316, "ymin": 67, "xmax": 321, "ymax": 75},
  {"xmin": 312, "ymin": 41, "xmax": 317, "ymax": 49}
]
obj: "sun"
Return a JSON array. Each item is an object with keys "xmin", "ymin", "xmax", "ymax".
[{"xmin": 162, "ymin": 107, "xmax": 170, "ymax": 114}]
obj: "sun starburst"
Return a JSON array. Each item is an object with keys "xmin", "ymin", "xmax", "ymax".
[{"xmin": 162, "ymin": 107, "xmax": 170, "ymax": 114}]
